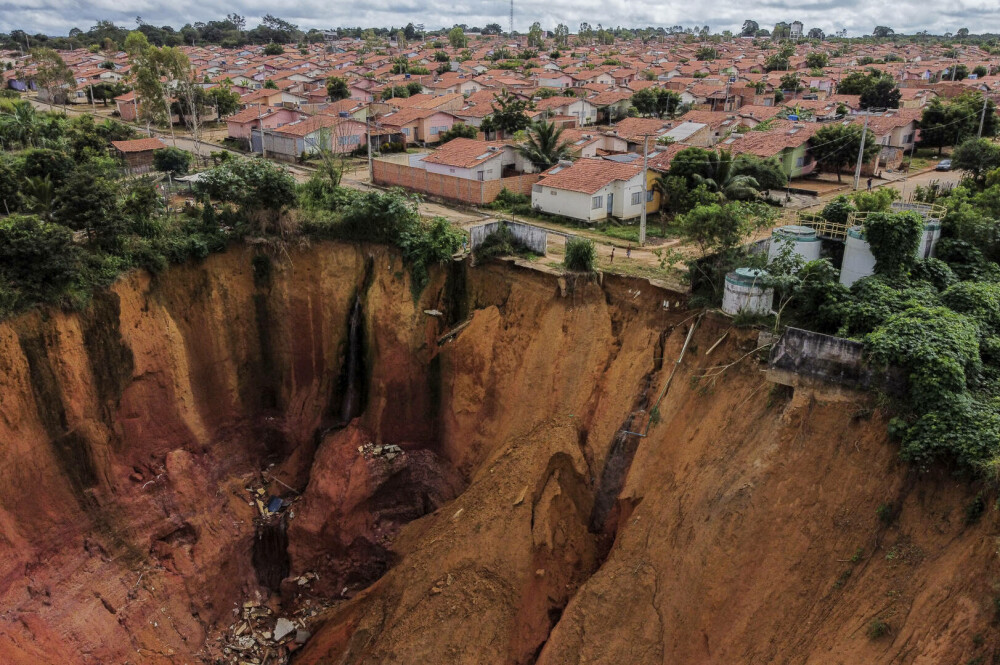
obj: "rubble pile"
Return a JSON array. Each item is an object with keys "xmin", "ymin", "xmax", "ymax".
[
  {"xmin": 357, "ymin": 442, "xmax": 404, "ymax": 461},
  {"xmin": 207, "ymin": 593, "xmax": 319, "ymax": 665}
]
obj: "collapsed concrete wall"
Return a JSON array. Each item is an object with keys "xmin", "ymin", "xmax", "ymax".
[
  {"xmin": 469, "ymin": 220, "xmax": 549, "ymax": 256},
  {"xmin": 767, "ymin": 326, "xmax": 872, "ymax": 390}
]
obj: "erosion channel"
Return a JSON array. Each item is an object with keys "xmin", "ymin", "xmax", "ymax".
[{"xmin": 0, "ymin": 242, "xmax": 997, "ymax": 664}]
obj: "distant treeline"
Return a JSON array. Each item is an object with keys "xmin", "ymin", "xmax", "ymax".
[{"xmin": 4, "ymin": 17, "xmax": 1000, "ymax": 53}]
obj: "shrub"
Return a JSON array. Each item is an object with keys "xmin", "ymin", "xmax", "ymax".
[
  {"xmin": 822, "ymin": 195, "xmax": 856, "ymax": 225},
  {"xmin": 564, "ymin": 237, "xmax": 596, "ymax": 272},
  {"xmin": 965, "ymin": 492, "xmax": 986, "ymax": 524},
  {"xmin": 486, "ymin": 188, "xmax": 530, "ymax": 210},
  {"xmin": 863, "ymin": 211, "xmax": 923, "ymax": 276},
  {"xmin": 153, "ymin": 147, "xmax": 193, "ymax": 176},
  {"xmin": 0, "ymin": 215, "xmax": 79, "ymax": 314},
  {"xmin": 474, "ymin": 222, "xmax": 530, "ymax": 261},
  {"xmin": 867, "ymin": 619, "xmax": 890, "ymax": 639},
  {"xmin": 866, "ymin": 305, "xmax": 980, "ymax": 408}
]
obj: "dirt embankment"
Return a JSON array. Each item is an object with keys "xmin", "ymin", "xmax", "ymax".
[{"xmin": 0, "ymin": 242, "xmax": 997, "ymax": 664}]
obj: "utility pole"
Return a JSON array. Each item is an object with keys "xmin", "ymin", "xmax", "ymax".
[
  {"xmin": 639, "ymin": 134, "xmax": 649, "ymax": 246},
  {"xmin": 366, "ymin": 113, "xmax": 373, "ymax": 182},
  {"xmin": 978, "ymin": 92, "xmax": 989, "ymax": 138},
  {"xmin": 256, "ymin": 103, "xmax": 267, "ymax": 158},
  {"xmin": 853, "ymin": 113, "xmax": 869, "ymax": 191}
]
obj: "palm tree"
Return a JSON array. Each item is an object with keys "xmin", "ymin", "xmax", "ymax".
[
  {"xmin": 517, "ymin": 120, "xmax": 573, "ymax": 170},
  {"xmin": 0, "ymin": 100, "xmax": 40, "ymax": 148},
  {"xmin": 691, "ymin": 150, "xmax": 761, "ymax": 201},
  {"xmin": 19, "ymin": 176, "xmax": 56, "ymax": 219}
]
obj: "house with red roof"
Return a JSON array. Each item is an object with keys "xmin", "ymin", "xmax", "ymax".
[
  {"xmin": 112, "ymin": 137, "xmax": 168, "ymax": 174},
  {"xmin": 252, "ymin": 115, "xmax": 367, "ymax": 161},
  {"xmin": 531, "ymin": 158, "xmax": 651, "ymax": 223}
]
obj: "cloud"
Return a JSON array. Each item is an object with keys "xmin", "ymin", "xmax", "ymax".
[{"xmin": 2, "ymin": 0, "xmax": 998, "ymax": 37}]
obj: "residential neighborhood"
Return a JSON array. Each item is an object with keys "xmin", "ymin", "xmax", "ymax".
[{"xmin": 2, "ymin": 21, "xmax": 997, "ymax": 228}]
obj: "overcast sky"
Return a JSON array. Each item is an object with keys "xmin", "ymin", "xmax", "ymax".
[{"xmin": 3, "ymin": 0, "xmax": 1000, "ymax": 38}]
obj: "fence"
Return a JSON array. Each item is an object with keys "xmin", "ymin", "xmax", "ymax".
[
  {"xmin": 372, "ymin": 159, "xmax": 540, "ymax": 205},
  {"xmin": 469, "ymin": 220, "xmax": 549, "ymax": 255}
]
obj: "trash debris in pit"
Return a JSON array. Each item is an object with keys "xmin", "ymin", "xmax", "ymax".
[
  {"xmin": 208, "ymin": 588, "xmax": 333, "ymax": 665},
  {"xmin": 244, "ymin": 475, "xmax": 300, "ymax": 521},
  {"xmin": 356, "ymin": 442, "xmax": 404, "ymax": 461}
]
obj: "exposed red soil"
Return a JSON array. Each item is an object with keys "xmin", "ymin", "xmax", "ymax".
[{"xmin": 0, "ymin": 243, "xmax": 997, "ymax": 664}]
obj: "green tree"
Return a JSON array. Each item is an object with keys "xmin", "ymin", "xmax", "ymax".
[
  {"xmin": 263, "ymin": 42, "xmax": 284, "ymax": 55},
  {"xmin": 0, "ymin": 215, "xmax": 79, "ymax": 309},
  {"xmin": 325, "ymin": 76, "xmax": 349, "ymax": 101},
  {"xmin": 836, "ymin": 70, "xmax": 887, "ymax": 95},
  {"xmin": 207, "ymin": 85, "xmax": 241, "ymax": 121},
  {"xmin": 696, "ymin": 46, "xmax": 718, "ymax": 61},
  {"xmin": 517, "ymin": 119, "xmax": 573, "ymax": 170},
  {"xmin": 483, "ymin": 90, "xmax": 531, "ymax": 137},
  {"xmin": 527, "ymin": 22, "xmax": 545, "ymax": 48},
  {"xmin": 631, "ymin": 87, "xmax": 681, "ymax": 118},
  {"xmin": 811, "ymin": 122, "xmax": 879, "ymax": 183},
  {"xmin": 18, "ymin": 176, "xmax": 57, "ymax": 218},
  {"xmin": 22, "ymin": 148, "xmax": 75, "ymax": 187},
  {"xmin": 437, "ymin": 123, "xmax": 478, "ymax": 144},
  {"xmin": 765, "ymin": 52, "xmax": 790, "ymax": 72},
  {"xmin": 732, "ymin": 154, "xmax": 788, "ymax": 191},
  {"xmin": 673, "ymin": 200, "xmax": 777, "ymax": 294},
  {"xmin": 52, "ymin": 167, "xmax": 124, "ymax": 249},
  {"xmin": 872, "ymin": 26, "xmax": 894, "ymax": 38},
  {"xmin": 863, "ymin": 210, "xmax": 923, "ymax": 276},
  {"xmin": 952, "ymin": 138, "xmax": 1000, "ymax": 184},
  {"xmin": 153, "ymin": 147, "xmax": 192, "ymax": 175},
  {"xmin": 196, "ymin": 157, "xmax": 296, "ymax": 236},
  {"xmin": 448, "ymin": 26, "xmax": 467, "ymax": 49},
  {"xmin": 779, "ymin": 73, "xmax": 801, "ymax": 92},
  {"xmin": 859, "ymin": 78, "xmax": 901, "ymax": 109},
  {"xmin": 30, "ymin": 48, "xmax": 75, "ymax": 105},
  {"xmin": 741, "ymin": 20, "xmax": 759, "ymax": 37},
  {"xmin": 0, "ymin": 100, "xmax": 40, "ymax": 148},
  {"xmin": 553, "ymin": 24, "xmax": 569, "ymax": 46},
  {"xmin": 805, "ymin": 52, "xmax": 829, "ymax": 69}
]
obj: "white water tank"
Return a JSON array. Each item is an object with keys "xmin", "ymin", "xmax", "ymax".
[
  {"xmin": 840, "ymin": 221, "xmax": 943, "ymax": 287},
  {"xmin": 839, "ymin": 226, "xmax": 876, "ymax": 287},
  {"xmin": 722, "ymin": 268, "xmax": 774, "ymax": 316},
  {"xmin": 919, "ymin": 220, "xmax": 941, "ymax": 259},
  {"xmin": 767, "ymin": 224, "xmax": 822, "ymax": 265}
]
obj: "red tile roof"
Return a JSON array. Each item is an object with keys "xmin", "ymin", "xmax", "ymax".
[
  {"xmin": 112, "ymin": 138, "xmax": 167, "ymax": 153},
  {"xmin": 536, "ymin": 158, "xmax": 642, "ymax": 194},
  {"xmin": 421, "ymin": 138, "xmax": 507, "ymax": 168}
]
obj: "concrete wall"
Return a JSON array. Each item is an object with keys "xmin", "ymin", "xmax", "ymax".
[
  {"xmin": 373, "ymin": 160, "xmax": 540, "ymax": 205},
  {"xmin": 767, "ymin": 327, "xmax": 871, "ymax": 390},
  {"xmin": 469, "ymin": 220, "xmax": 549, "ymax": 255}
]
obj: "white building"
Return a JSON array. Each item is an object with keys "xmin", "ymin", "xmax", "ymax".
[
  {"xmin": 531, "ymin": 158, "xmax": 649, "ymax": 223},
  {"xmin": 418, "ymin": 138, "xmax": 535, "ymax": 181}
]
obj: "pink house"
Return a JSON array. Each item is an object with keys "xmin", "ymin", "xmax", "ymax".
[
  {"xmin": 381, "ymin": 108, "xmax": 459, "ymax": 144},
  {"xmin": 226, "ymin": 105, "xmax": 307, "ymax": 142}
]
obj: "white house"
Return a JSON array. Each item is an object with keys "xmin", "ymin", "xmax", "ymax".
[
  {"xmin": 531, "ymin": 158, "xmax": 649, "ymax": 223},
  {"xmin": 418, "ymin": 138, "xmax": 535, "ymax": 180}
]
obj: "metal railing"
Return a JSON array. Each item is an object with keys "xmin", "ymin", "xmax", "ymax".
[{"xmin": 792, "ymin": 212, "xmax": 849, "ymax": 241}]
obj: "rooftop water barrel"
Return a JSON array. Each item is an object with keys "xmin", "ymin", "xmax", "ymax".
[
  {"xmin": 722, "ymin": 268, "xmax": 774, "ymax": 316},
  {"xmin": 839, "ymin": 226, "xmax": 876, "ymax": 287},
  {"xmin": 767, "ymin": 224, "xmax": 822, "ymax": 265}
]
